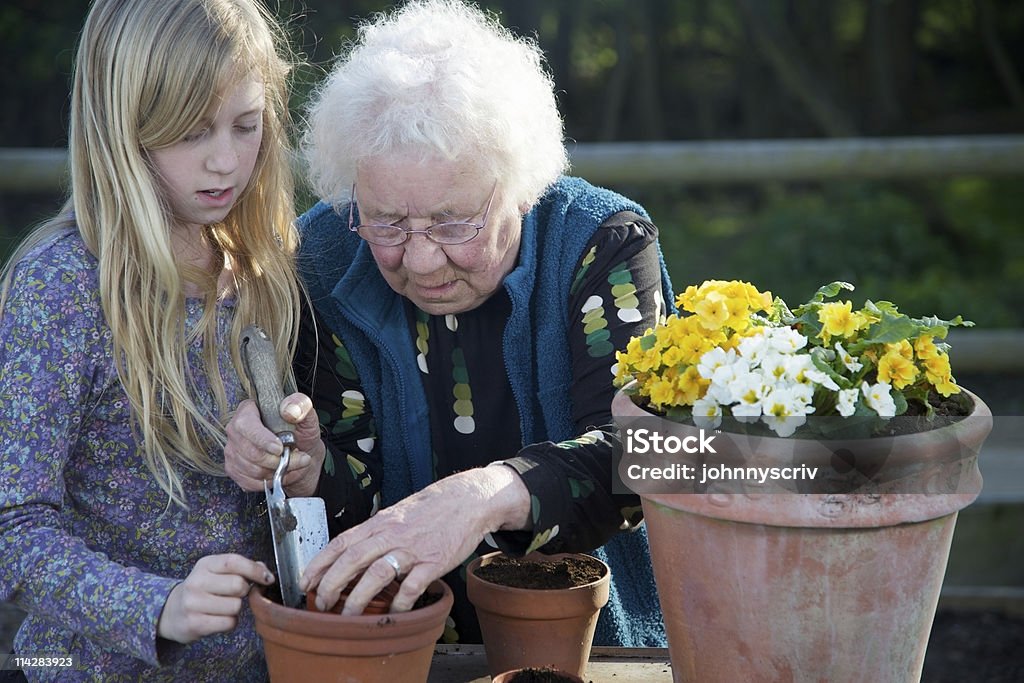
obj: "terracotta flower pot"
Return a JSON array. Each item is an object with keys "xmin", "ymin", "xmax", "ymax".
[
  {"xmin": 466, "ymin": 551, "xmax": 610, "ymax": 679},
  {"xmin": 612, "ymin": 386, "xmax": 993, "ymax": 683},
  {"xmin": 250, "ymin": 579, "xmax": 453, "ymax": 683}
]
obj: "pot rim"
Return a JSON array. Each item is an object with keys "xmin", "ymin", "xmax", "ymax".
[
  {"xmin": 249, "ymin": 578, "xmax": 453, "ymax": 637},
  {"xmin": 466, "ymin": 551, "xmax": 610, "ymax": 593}
]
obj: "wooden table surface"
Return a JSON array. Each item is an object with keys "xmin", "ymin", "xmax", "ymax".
[{"xmin": 427, "ymin": 645, "xmax": 673, "ymax": 682}]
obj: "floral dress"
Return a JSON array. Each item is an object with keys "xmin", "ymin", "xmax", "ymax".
[
  {"xmin": 295, "ymin": 212, "xmax": 665, "ymax": 643},
  {"xmin": 0, "ymin": 229, "xmax": 269, "ymax": 682}
]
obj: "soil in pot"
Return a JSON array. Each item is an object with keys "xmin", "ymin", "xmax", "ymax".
[
  {"xmin": 492, "ymin": 666, "xmax": 586, "ymax": 682},
  {"xmin": 472, "ymin": 554, "xmax": 605, "ymax": 589}
]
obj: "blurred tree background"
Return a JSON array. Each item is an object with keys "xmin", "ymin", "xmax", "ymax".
[{"xmin": 2, "ymin": 0, "xmax": 1022, "ymax": 326}]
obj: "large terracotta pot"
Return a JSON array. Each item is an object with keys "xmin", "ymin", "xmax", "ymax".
[
  {"xmin": 249, "ymin": 579, "xmax": 453, "ymax": 683},
  {"xmin": 612, "ymin": 385, "xmax": 992, "ymax": 683},
  {"xmin": 466, "ymin": 552, "xmax": 610, "ymax": 679}
]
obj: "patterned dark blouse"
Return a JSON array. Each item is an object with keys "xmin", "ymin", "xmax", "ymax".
[
  {"xmin": 0, "ymin": 229, "xmax": 269, "ymax": 682},
  {"xmin": 295, "ymin": 213, "xmax": 665, "ymax": 643}
]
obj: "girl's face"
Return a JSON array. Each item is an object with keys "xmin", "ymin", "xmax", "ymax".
[
  {"xmin": 354, "ymin": 156, "xmax": 522, "ymax": 315},
  {"xmin": 149, "ymin": 76, "xmax": 265, "ymax": 235}
]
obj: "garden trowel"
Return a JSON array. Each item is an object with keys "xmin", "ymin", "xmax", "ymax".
[{"xmin": 240, "ymin": 325, "xmax": 328, "ymax": 608}]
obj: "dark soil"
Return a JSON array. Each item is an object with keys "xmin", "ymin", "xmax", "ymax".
[
  {"xmin": 474, "ymin": 555, "xmax": 606, "ymax": 590},
  {"xmin": 502, "ymin": 667, "xmax": 582, "ymax": 682}
]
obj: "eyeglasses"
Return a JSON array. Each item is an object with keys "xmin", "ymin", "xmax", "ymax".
[{"xmin": 347, "ymin": 184, "xmax": 496, "ymax": 247}]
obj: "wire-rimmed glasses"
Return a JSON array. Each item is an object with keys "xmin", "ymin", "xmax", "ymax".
[{"xmin": 347, "ymin": 184, "xmax": 496, "ymax": 247}]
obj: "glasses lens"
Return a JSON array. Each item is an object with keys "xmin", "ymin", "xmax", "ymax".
[
  {"xmin": 357, "ymin": 225, "xmax": 407, "ymax": 246},
  {"xmin": 430, "ymin": 223, "xmax": 481, "ymax": 244}
]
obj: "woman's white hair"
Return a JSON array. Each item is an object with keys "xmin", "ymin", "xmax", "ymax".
[{"xmin": 302, "ymin": 0, "xmax": 568, "ymax": 211}]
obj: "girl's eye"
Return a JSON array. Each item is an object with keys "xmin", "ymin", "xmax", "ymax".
[
  {"xmin": 183, "ymin": 128, "xmax": 208, "ymax": 143},
  {"xmin": 236, "ymin": 124, "xmax": 259, "ymax": 134}
]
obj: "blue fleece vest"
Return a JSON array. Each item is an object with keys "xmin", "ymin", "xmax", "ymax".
[{"xmin": 298, "ymin": 175, "xmax": 671, "ymax": 646}]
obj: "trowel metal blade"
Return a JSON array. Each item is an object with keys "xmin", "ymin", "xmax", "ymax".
[{"xmin": 264, "ymin": 480, "xmax": 329, "ymax": 608}]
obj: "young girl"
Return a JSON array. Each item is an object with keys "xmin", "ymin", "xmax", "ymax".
[{"xmin": 0, "ymin": 0, "xmax": 302, "ymax": 679}]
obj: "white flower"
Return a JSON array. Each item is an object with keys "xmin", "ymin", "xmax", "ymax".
[
  {"xmin": 835, "ymin": 342, "xmax": 863, "ymax": 372},
  {"xmin": 692, "ymin": 397, "xmax": 723, "ymax": 429},
  {"xmin": 727, "ymin": 371, "xmax": 769, "ymax": 420},
  {"xmin": 837, "ymin": 388, "xmax": 859, "ymax": 417},
  {"xmin": 760, "ymin": 386, "xmax": 810, "ymax": 437},
  {"xmin": 785, "ymin": 354, "xmax": 840, "ymax": 391},
  {"xmin": 760, "ymin": 352, "xmax": 789, "ymax": 384},
  {"xmin": 697, "ymin": 347, "xmax": 737, "ymax": 380},
  {"xmin": 767, "ymin": 327, "xmax": 808, "ymax": 354},
  {"xmin": 862, "ymin": 381, "xmax": 896, "ymax": 417},
  {"xmin": 737, "ymin": 332, "xmax": 769, "ymax": 365}
]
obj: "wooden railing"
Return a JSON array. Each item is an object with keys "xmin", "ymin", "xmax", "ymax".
[{"xmin": 2, "ymin": 135, "xmax": 1024, "ymax": 191}]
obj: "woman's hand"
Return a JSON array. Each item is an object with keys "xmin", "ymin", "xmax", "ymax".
[
  {"xmin": 157, "ymin": 554, "xmax": 274, "ymax": 644},
  {"xmin": 300, "ymin": 465, "xmax": 531, "ymax": 616},
  {"xmin": 224, "ymin": 393, "xmax": 325, "ymax": 497}
]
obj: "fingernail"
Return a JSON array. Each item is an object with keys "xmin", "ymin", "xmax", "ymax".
[
  {"xmin": 285, "ymin": 404, "xmax": 302, "ymax": 420},
  {"xmin": 315, "ymin": 596, "xmax": 325, "ymax": 612},
  {"xmin": 265, "ymin": 571, "xmax": 274, "ymax": 583}
]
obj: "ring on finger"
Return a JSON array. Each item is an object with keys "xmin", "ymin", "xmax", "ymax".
[{"xmin": 382, "ymin": 553, "xmax": 402, "ymax": 582}]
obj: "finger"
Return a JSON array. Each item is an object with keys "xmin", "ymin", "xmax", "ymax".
[
  {"xmin": 338, "ymin": 555, "xmax": 404, "ymax": 616},
  {"xmin": 280, "ymin": 392, "xmax": 314, "ymax": 426},
  {"xmin": 188, "ymin": 614, "xmax": 239, "ymax": 638},
  {"xmin": 300, "ymin": 534, "xmax": 350, "ymax": 592},
  {"xmin": 194, "ymin": 594, "xmax": 246, "ymax": 618},
  {"xmin": 389, "ymin": 567, "xmax": 433, "ymax": 613},
  {"xmin": 200, "ymin": 555, "xmax": 275, "ymax": 585},
  {"xmin": 229, "ymin": 400, "xmax": 285, "ymax": 456}
]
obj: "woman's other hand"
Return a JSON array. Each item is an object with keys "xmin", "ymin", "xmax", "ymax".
[
  {"xmin": 299, "ymin": 465, "xmax": 530, "ymax": 616},
  {"xmin": 224, "ymin": 393, "xmax": 324, "ymax": 496}
]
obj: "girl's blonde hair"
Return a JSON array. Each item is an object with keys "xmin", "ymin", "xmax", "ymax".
[{"xmin": 0, "ymin": 0, "xmax": 301, "ymax": 507}]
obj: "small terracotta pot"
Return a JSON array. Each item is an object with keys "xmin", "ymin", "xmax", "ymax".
[
  {"xmin": 491, "ymin": 666, "xmax": 585, "ymax": 683},
  {"xmin": 466, "ymin": 552, "xmax": 610, "ymax": 680},
  {"xmin": 250, "ymin": 579, "xmax": 453, "ymax": 683}
]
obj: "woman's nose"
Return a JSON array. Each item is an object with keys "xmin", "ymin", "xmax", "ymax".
[{"xmin": 401, "ymin": 232, "xmax": 448, "ymax": 274}]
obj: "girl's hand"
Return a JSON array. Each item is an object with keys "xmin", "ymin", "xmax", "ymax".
[
  {"xmin": 224, "ymin": 393, "xmax": 325, "ymax": 496},
  {"xmin": 157, "ymin": 554, "xmax": 274, "ymax": 643}
]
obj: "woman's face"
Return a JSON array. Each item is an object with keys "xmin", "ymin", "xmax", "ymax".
[{"xmin": 355, "ymin": 156, "xmax": 522, "ymax": 315}]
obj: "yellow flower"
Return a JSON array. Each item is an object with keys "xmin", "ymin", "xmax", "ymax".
[
  {"xmin": 914, "ymin": 335, "xmax": 939, "ymax": 360},
  {"xmin": 817, "ymin": 301, "xmax": 862, "ymax": 341},
  {"xmin": 885, "ymin": 339, "xmax": 914, "ymax": 361},
  {"xmin": 877, "ymin": 350, "xmax": 919, "ymax": 389},
  {"xmin": 648, "ymin": 379, "xmax": 677, "ymax": 409},
  {"xmin": 675, "ymin": 365, "xmax": 707, "ymax": 405},
  {"xmin": 694, "ymin": 290, "xmax": 730, "ymax": 331},
  {"xmin": 923, "ymin": 354, "xmax": 961, "ymax": 396}
]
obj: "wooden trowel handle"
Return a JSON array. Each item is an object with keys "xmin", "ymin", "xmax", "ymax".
[{"xmin": 240, "ymin": 324, "xmax": 296, "ymax": 447}]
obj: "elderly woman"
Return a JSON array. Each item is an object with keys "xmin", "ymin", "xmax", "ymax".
[{"xmin": 225, "ymin": 0, "xmax": 671, "ymax": 646}]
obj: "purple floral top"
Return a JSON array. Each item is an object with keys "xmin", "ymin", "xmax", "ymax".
[{"xmin": 0, "ymin": 229, "xmax": 269, "ymax": 681}]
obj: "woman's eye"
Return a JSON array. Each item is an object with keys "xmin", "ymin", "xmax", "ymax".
[
  {"xmin": 236, "ymin": 124, "xmax": 259, "ymax": 134},
  {"xmin": 183, "ymin": 128, "xmax": 208, "ymax": 143}
]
